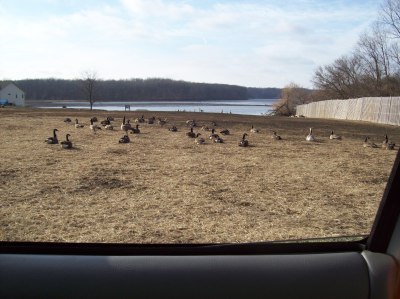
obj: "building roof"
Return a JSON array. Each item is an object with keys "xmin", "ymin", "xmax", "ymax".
[
  {"xmin": 0, "ymin": 81, "xmax": 12, "ymax": 89},
  {"xmin": 0, "ymin": 81, "xmax": 24, "ymax": 92}
]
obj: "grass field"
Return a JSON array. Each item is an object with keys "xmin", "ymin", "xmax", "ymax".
[{"xmin": 0, "ymin": 107, "xmax": 398, "ymax": 243}]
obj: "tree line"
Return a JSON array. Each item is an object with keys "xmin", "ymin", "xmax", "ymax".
[
  {"xmin": 7, "ymin": 78, "xmax": 281, "ymax": 103},
  {"xmin": 273, "ymin": 0, "xmax": 400, "ymax": 116},
  {"xmin": 313, "ymin": 0, "xmax": 400, "ymax": 100}
]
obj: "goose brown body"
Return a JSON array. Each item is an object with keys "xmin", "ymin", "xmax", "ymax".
[
  {"xmin": 271, "ymin": 131, "xmax": 282, "ymax": 140},
  {"xmin": 195, "ymin": 133, "xmax": 205, "ymax": 144},
  {"xmin": 90, "ymin": 119, "xmax": 102, "ymax": 133},
  {"xmin": 119, "ymin": 134, "xmax": 130, "ymax": 143},
  {"xmin": 329, "ymin": 130, "xmax": 342, "ymax": 140},
  {"xmin": 363, "ymin": 136, "xmax": 378, "ymax": 148},
  {"xmin": 131, "ymin": 124, "xmax": 140, "ymax": 134},
  {"xmin": 209, "ymin": 129, "xmax": 219, "ymax": 140},
  {"xmin": 239, "ymin": 133, "xmax": 249, "ymax": 147},
  {"xmin": 250, "ymin": 125, "xmax": 259, "ymax": 133},
  {"xmin": 121, "ymin": 116, "xmax": 132, "ymax": 132},
  {"xmin": 60, "ymin": 134, "xmax": 72, "ymax": 149},
  {"xmin": 75, "ymin": 119, "xmax": 84, "ymax": 128},
  {"xmin": 382, "ymin": 134, "xmax": 395, "ymax": 150},
  {"xmin": 45, "ymin": 129, "xmax": 59, "ymax": 144},
  {"xmin": 306, "ymin": 128, "xmax": 316, "ymax": 141},
  {"xmin": 220, "ymin": 129, "xmax": 230, "ymax": 135},
  {"xmin": 186, "ymin": 128, "xmax": 196, "ymax": 138}
]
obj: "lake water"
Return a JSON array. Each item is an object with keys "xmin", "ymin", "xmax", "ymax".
[{"xmin": 38, "ymin": 99, "xmax": 276, "ymax": 116}]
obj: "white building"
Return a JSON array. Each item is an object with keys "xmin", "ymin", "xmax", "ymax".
[{"xmin": 0, "ymin": 82, "xmax": 25, "ymax": 106}]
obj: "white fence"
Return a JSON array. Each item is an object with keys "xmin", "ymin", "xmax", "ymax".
[{"xmin": 296, "ymin": 97, "xmax": 400, "ymax": 126}]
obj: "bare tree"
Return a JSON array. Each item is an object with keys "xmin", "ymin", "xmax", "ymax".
[
  {"xmin": 272, "ymin": 82, "xmax": 310, "ymax": 116},
  {"xmin": 355, "ymin": 23, "xmax": 392, "ymax": 94},
  {"xmin": 313, "ymin": 54, "xmax": 364, "ymax": 99},
  {"xmin": 312, "ymin": 0, "xmax": 400, "ymax": 100},
  {"xmin": 381, "ymin": 0, "xmax": 400, "ymax": 38},
  {"xmin": 81, "ymin": 71, "xmax": 98, "ymax": 111}
]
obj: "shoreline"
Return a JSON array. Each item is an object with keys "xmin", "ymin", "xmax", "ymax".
[
  {"xmin": 26, "ymin": 98, "xmax": 275, "ymax": 104},
  {"xmin": 24, "ymin": 99, "xmax": 274, "ymax": 115}
]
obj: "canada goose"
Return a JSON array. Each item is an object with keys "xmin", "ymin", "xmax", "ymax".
[
  {"xmin": 209, "ymin": 128, "xmax": 219, "ymax": 139},
  {"xmin": 135, "ymin": 115, "xmax": 145, "ymax": 123},
  {"xmin": 45, "ymin": 129, "xmax": 59, "ymax": 144},
  {"xmin": 100, "ymin": 117, "xmax": 112, "ymax": 126},
  {"xmin": 90, "ymin": 119, "xmax": 102, "ymax": 133},
  {"xmin": 329, "ymin": 130, "xmax": 342, "ymax": 140},
  {"xmin": 75, "ymin": 119, "xmax": 84, "ymax": 128},
  {"xmin": 90, "ymin": 117, "xmax": 98, "ymax": 123},
  {"xmin": 271, "ymin": 131, "xmax": 282, "ymax": 140},
  {"xmin": 306, "ymin": 128, "xmax": 316, "ymax": 141},
  {"xmin": 131, "ymin": 124, "xmax": 140, "ymax": 134},
  {"xmin": 382, "ymin": 134, "xmax": 395, "ymax": 150},
  {"xmin": 250, "ymin": 125, "xmax": 259, "ymax": 133},
  {"xmin": 119, "ymin": 134, "xmax": 130, "ymax": 144},
  {"xmin": 186, "ymin": 127, "xmax": 196, "ymax": 138},
  {"xmin": 121, "ymin": 116, "xmax": 132, "ymax": 132},
  {"xmin": 168, "ymin": 126, "xmax": 178, "ymax": 132},
  {"xmin": 195, "ymin": 133, "xmax": 205, "ymax": 145},
  {"xmin": 382, "ymin": 134, "xmax": 389, "ymax": 148},
  {"xmin": 147, "ymin": 116, "xmax": 155, "ymax": 124},
  {"xmin": 363, "ymin": 136, "xmax": 378, "ymax": 148},
  {"xmin": 239, "ymin": 133, "xmax": 249, "ymax": 147},
  {"xmin": 64, "ymin": 118, "xmax": 72, "ymax": 123},
  {"xmin": 100, "ymin": 118, "xmax": 110, "ymax": 126},
  {"xmin": 220, "ymin": 129, "xmax": 230, "ymax": 135},
  {"xmin": 60, "ymin": 134, "xmax": 73, "ymax": 149},
  {"xmin": 104, "ymin": 124, "xmax": 114, "ymax": 130},
  {"xmin": 213, "ymin": 136, "xmax": 224, "ymax": 143},
  {"xmin": 186, "ymin": 120, "xmax": 196, "ymax": 127},
  {"xmin": 386, "ymin": 142, "xmax": 396, "ymax": 150},
  {"xmin": 158, "ymin": 118, "xmax": 167, "ymax": 126}
]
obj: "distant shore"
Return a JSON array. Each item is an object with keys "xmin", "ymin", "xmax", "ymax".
[
  {"xmin": 26, "ymin": 98, "xmax": 274, "ymax": 105},
  {"xmin": 26, "ymin": 98, "xmax": 274, "ymax": 115}
]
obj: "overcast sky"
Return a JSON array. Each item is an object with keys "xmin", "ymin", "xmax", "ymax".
[{"xmin": 0, "ymin": 0, "xmax": 379, "ymax": 88}]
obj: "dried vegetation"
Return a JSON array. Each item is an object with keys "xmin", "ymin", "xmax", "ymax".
[{"xmin": 0, "ymin": 107, "xmax": 398, "ymax": 243}]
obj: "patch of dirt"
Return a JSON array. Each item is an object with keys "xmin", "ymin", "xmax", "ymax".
[{"xmin": 75, "ymin": 176, "xmax": 134, "ymax": 192}]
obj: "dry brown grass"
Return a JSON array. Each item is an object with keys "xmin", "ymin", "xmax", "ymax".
[{"xmin": 0, "ymin": 107, "xmax": 398, "ymax": 243}]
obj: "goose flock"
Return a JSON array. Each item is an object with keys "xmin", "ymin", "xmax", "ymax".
[
  {"xmin": 44, "ymin": 115, "xmax": 397, "ymax": 151},
  {"xmin": 45, "ymin": 128, "xmax": 71, "ymax": 149}
]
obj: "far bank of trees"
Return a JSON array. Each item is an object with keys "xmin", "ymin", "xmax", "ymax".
[
  {"xmin": 5, "ymin": 78, "xmax": 281, "ymax": 103},
  {"xmin": 313, "ymin": 0, "xmax": 400, "ymax": 100}
]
